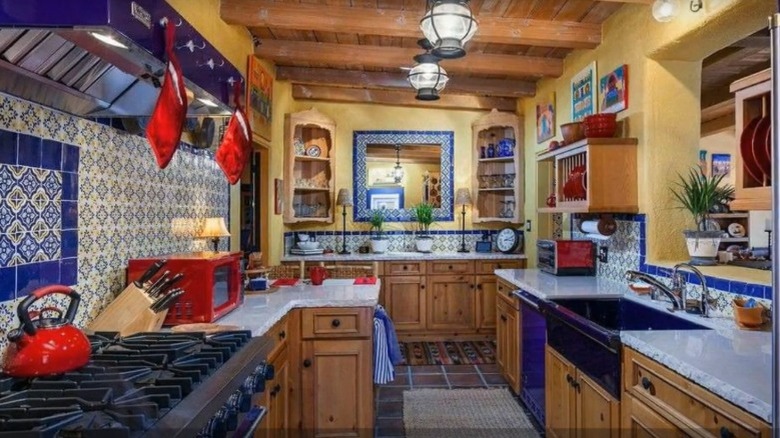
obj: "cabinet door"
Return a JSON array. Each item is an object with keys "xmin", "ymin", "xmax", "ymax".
[
  {"xmin": 545, "ymin": 346, "xmax": 577, "ymax": 438},
  {"xmin": 383, "ymin": 275, "xmax": 426, "ymax": 331},
  {"xmin": 301, "ymin": 339, "xmax": 373, "ymax": 437},
  {"xmin": 621, "ymin": 393, "xmax": 687, "ymax": 438},
  {"xmin": 427, "ymin": 275, "xmax": 475, "ymax": 330},
  {"xmin": 475, "ymin": 275, "xmax": 497, "ymax": 330},
  {"xmin": 495, "ymin": 299, "xmax": 508, "ymax": 374},
  {"xmin": 575, "ymin": 371, "xmax": 619, "ymax": 438},
  {"xmin": 259, "ymin": 347, "xmax": 290, "ymax": 438},
  {"xmin": 504, "ymin": 305, "xmax": 521, "ymax": 395}
]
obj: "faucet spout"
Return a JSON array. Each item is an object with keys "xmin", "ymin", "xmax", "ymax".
[
  {"xmin": 672, "ymin": 263, "xmax": 711, "ymax": 317},
  {"xmin": 625, "ymin": 270, "xmax": 682, "ymax": 310}
]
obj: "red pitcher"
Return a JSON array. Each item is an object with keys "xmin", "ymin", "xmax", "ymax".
[{"xmin": 309, "ymin": 267, "xmax": 329, "ymax": 285}]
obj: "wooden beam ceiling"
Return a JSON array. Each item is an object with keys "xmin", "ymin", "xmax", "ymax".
[
  {"xmin": 292, "ymin": 84, "xmax": 516, "ymax": 111},
  {"xmin": 220, "ymin": 1, "xmax": 602, "ymax": 49},
  {"xmin": 256, "ymin": 40, "xmax": 563, "ymax": 78},
  {"xmin": 596, "ymin": 0, "xmax": 652, "ymax": 3},
  {"xmin": 276, "ymin": 67, "xmax": 535, "ymax": 98}
]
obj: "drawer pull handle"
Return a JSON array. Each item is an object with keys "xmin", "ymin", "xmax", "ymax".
[
  {"xmin": 641, "ymin": 377, "xmax": 652, "ymax": 390},
  {"xmin": 420, "ymin": 284, "xmax": 425, "ymax": 290},
  {"xmin": 566, "ymin": 374, "xmax": 573, "ymax": 384},
  {"xmin": 497, "ymin": 264, "xmax": 502, "ymax": 269},
  {"xmin": 448, "ymin": 265, "xmax": 453, "ymax": 270},
  {"xmin": 572, "ymin": 381, "xmax": 580, "ymax": 392},
  {"xmin": 500, "ymin": 315, "xmax": 507, "ymax": 322},
  {"xmin": 271, "ymin": 384, "xmax": 281, "ymax": 397},
  {"xmin": 403, "ymin": 265, "xmax": 408, "ymax": 270},
  {"xmin": 720, "ymin": 427, "xmax": 734, "ymax": 438},
  {"xmin": 279, "ymin": 330, "xmax": 286, "ymax": 340},
  {"xmin": 303, "ymin": 359, "xmax": 312, "ymax": 368},
  {"xmin": 331, "ymin": 319, "xmax": 341, "ymax": 327}
]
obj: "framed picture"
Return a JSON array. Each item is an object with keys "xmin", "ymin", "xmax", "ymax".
[
  {"xmin": 712, "ymin": 154, "xmax": 731, "ymax": 176},
  {"xmin": 699, "ymin": 150, "xmax": 708, "ymax": 176},
  {"xmin": 536, "ymin": 93, "xmax": 556, "ymax": 143},
  {"xmin": 247, "ymin": 56, "xmax": 273, "ymax": 142},
  {"xmin": 367, "ymin": 187, "xmax": 404, "ymax": 210},
  {"xmin": 599, "ymin": 65, "xmax": 628, "ymax": 113},
  {"xmin": 571, "ymin": 62, "xmax": 596, "ymax": 122},
  {"xmin": 274, "ymin": 178, "xmax": 283, "ymax": 215}
]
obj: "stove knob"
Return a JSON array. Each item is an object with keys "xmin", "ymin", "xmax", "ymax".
[
  {"xmin": 213, "ymin": 407, "xmax": 229, "ymax": 438},
  {"xmin": 255, "ymin": 362, "xmax": 275, "ymax": 381},
  {"xmin": 223, "ymin": 403, "xmax": 238, "ymax": 431},
  {"xmin": 247, "ymin": 371, "xmax": 266, "ymax": 394},
  {"xmin": 240, "ymin": 377, "xmax": 256, "ymax": 411}
]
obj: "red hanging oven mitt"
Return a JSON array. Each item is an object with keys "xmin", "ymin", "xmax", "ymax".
[
  {"xmin": 216, "ymin": 83, "xmax": 252, "ymax": 185},
  {"xmin": 145, "ymin": 21, "xmax": 187, "ymax": 169}
]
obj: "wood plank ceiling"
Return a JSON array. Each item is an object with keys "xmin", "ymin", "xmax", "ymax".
[{"xmin": 221, "ymin": 0, "xmax": 647, "ymax": 110}]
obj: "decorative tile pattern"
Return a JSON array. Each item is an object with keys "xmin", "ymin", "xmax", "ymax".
[{"xmin": 352, "ymin": 131, "xmax": 454, "ymax": 222}]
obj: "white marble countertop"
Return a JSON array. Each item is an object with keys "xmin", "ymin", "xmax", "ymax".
[
  {"xmin": 495, "ymin": 268, "xmax": 772, "ymax": 424},
  {"xmin": 217, "ymin": 280, "xmax": 380, "ymax": 337},
  {"xmin": 282, "ymin": 251, "xmax": 527, "ymax": 262}
]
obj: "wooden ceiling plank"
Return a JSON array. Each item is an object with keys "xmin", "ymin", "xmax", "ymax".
[
  {"xmin": 597, "ymin": 0, "xmax": 652, "ymax": 3},
  {"xmin": 223, "ymin": 1, "xmax": 601, "ymax": 49},
  {"xmin": 256, "ymin": 39, "xmax": 563, "ymax": 77},
  {"xmin": 292, "ymin": 84, "xmax": 518, "ymax": 111},
  {"xmin": 276, "ymin": 66, "xmax": 536, "ymax": 97}
]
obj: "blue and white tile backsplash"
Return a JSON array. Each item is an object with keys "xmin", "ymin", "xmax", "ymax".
[{"xmin": 0, "ymin": 92, "xmax": 230, "ymax": 352}]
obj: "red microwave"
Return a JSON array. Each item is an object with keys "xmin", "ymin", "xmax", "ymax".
[{"xmin": 127, "ymin": 252, "xmax": 242, "ymax": 325}]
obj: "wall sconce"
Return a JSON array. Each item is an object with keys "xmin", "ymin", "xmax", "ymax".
[
  {"xmin": 652, "ymin": 0, "xmax": 680, "ymax": 22},
  {"xmin": 689, "ymin": 0, "xmax": 703, "ymax": 13}
]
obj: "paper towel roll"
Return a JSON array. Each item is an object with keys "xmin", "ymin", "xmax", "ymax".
[{"xmin": 580, "ymin": 218, "xmax": 617, "ymax": 239}]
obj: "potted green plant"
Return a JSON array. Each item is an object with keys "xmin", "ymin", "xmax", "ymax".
[
  {"xmin": 411, "ymin": 202, "xmax": 435, "ymax": 252},
  {"xmin": 369, "ymin": 208, "xmax": 389, "ymax": 253},
  {"xmin": 670, "ymin": 168, "xmax": 735, "ymax": 265}
]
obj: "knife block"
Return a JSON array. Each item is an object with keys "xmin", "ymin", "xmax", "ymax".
[{"xmin": 88, "ymin": 284, "xmax": 168, "ymax": 336}]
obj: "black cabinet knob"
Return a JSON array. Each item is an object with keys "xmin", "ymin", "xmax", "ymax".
[
  {"xmin": 720, "ymin": 427, "xmax": 734, "ymax": 438},
  {"xmin": 403, "ymin": 265, "xmax": 408, "ymax": 270},
  {"xmin": 279, "ymin": 330, "xmax": 286, "ymax": 340},
  {"xmin": 566, "ymin": 374, "xmax": 573, "ymax": 384},
  {"xmin": 641, "ymin": 377, "xmax": 652, "ymax": 390},
  {"xmin": 303, "ymin": 359, "xmax": 312, "ymax": 368},
  {"xmin": 420, "ymin": 284, "xmax": 425, "ymax": 289},
  {"xmin": 331, "ymin": 319, "xmax": 341, "ymax": 327},
  {"xmin": 448, "ymin": 265, "xmax": 453, "ymax": 270},
  {"xmin": 500, "ymin": 315, "xmax": 507, "ymax": 322}
]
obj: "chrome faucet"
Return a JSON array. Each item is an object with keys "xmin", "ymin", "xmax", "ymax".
[
  {"xmin": 625, "ymin": 270, "xmax": 683, "ymax": 310},
  {"xmin": 671, "ymin": 263, "xmax": 712, "ymax": 317}
]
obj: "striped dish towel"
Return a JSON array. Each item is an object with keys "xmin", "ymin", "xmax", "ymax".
[{"xmin": 373, "ymin": 317, "xmax": 395, "ymax": 384}]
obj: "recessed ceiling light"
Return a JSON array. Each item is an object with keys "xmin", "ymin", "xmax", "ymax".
[{"xmin": 90, "ymin": 32, "xmax": 128, "ymax": 49}]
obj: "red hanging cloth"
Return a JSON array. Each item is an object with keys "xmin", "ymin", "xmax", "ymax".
[
  {"xmin": 216, "ymin": 83, "xmax": 252, "ymax": 185},
  {"xmin": 145, "ymin": 21, "xmax": 187, "ymax": 169}
]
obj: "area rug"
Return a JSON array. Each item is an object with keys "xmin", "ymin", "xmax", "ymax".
[
  {"xmin": 399, "ymin": 341, "xmax": 496, "ymax": 365},
  {"xmin": 403, "ymin": 388, "xmax": 540, "ymax": 437}
]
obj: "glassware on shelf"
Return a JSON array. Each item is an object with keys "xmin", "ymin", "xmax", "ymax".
[
  {"xmin": 498, "ymin": 201, "xmax": 507, "ymax": 218},
  {"xmin": 490, "ymin": 174, "xmax": 502, "ymax": 188},
  {"xmin": 478, "ymin": 174, "xmax": 489, "ymax": 189},
  {"xmin": 503, "ymin": 173, "xmax": 516, "ymax": 188},
  {"xmin": 504, "ymin": 200, "xmax": 515, "ymax": 218}
]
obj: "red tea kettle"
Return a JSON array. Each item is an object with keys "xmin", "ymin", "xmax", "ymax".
[{"xmin": 2, "ymin": 285, "xmax": 91, "ymax": 378}]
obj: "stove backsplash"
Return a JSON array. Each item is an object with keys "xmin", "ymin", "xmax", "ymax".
[
  {"xmin": 571, "ymin": 214, "xmax": 773, "ymax": 317},
  {"xmin": 0, "ymin": 92, "xmax": 230, "ymax": 354}
]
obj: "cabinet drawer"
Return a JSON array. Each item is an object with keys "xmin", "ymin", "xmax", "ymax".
[
  {"xmin": 623, "ymin": 348, "xmax": 769, "ymax": 437},
  {"xmin": 301, "ymin": 307, "xmax": 372, "ymax": 339},
  {"xmin": 496, "ymin": 279, "xmax": 519, "ymax": 310},
  {"xmin": 385, "ymin": 261, "xmax": 425, "ymax": 276},
  {"xmin": 428, "ymin": 260, "xmax": 474, "ymax": 275},
  {"xmin": 475, "ymin": 260, "xmax": 525, "ymax": 275},
  {"xmin": 266, "ymin": 316, "xmax": 289, "ymax": 360}
]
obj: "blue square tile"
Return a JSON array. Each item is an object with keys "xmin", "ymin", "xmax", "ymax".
[
  {"xmin": 38, "ymin": 260, "xmax": 60, "ymax": 285},
  {"xmin": 60, "ymin": 258, "xmax": 77, "ymax": 285},
  {"xmin": 729, "ymin": 281, "xmax": 747, "ymax": 295},
  {"xmin": 713, "ymin": 278, "xmax": 730, "ymax": 293},
  {"xmin": 646, "ymin": 265, "xmax": 658, "ymax": 275},
  {"xmin": 0, "ymin": 129, "xmax": 17, "ymax": 165},
  {"xmin": 40, "ymin": 140, "xmax": 62, "ymax": 171},
  {"xmin": 62, "ymin": 144, "xmax": 79, "ymax": 173},
  {"xmin": 764, "ymin": 286, "xmax": 773, "ymax": 300},
  {"xmin": 744, "ymin": 283, "xmax": 764, "ymax": 299},
  {"xmin": 61, "ymin": 229, "xmax": 78, "ymax": 258},
  {"xmin": 17, "ymin": 134, "xmax": 41, "ymax": 168},
  {"xmin": 61, "ymin": 201, "xmax": 78, "ymax": 230},
  {"xmin": 61, "ymin": 172, "xmax": 78, "ymax": 200},
  {"xmin": 16, "ymin": 263, "xmax": 41, "ymax": 296},
  {"xmin": 0, "ymin": 266, "xmax": 14, "ymax": 301}
]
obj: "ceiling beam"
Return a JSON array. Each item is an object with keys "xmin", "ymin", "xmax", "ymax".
[
  {"xmin": 256, "ymin": 40, "xmax": 562, "ymax": 78},
  {"xmin": 221, "ymin": 1, "xmax": 602, "ymax": 49},
  {"xmin": 292, "ymin": 84, "xmax": 517, "ymax": 112},
  {"xmin": 276, "ymin": 67, "xmax": 536, "ymax": 98},
  {"xmin": 596, "ymin": 0, "xmax": 653, "ymax": 4}
]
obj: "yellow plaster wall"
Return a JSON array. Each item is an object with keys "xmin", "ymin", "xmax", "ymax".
[{"xmin": 520, "ymin": 0, "xmax": 775, "ymax": 264}]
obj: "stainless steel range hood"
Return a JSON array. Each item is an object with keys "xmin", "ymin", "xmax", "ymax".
[{"xmin": 0, "ymin": 1, "xmax": 241, "ymax": 117}]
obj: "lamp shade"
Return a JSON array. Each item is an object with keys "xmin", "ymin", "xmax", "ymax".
[
  {"xmin": 337, "ymin": 189, "xmax": 353, "ymax": 206},
  {"xmin": 455, "ymin": 188, "xmax": 472, "ymax": 205},
  {"xmin": 200, "ymin": 217, "xmax": 230, "ymax": 238},
  {"xmin": 420, "ymin": 0, "xmax": 478, "ymax": 59},
  {"xmin": 652, "ymin": 0, "xmax": 679, "ymax": 22},
  {"xmin": 407, "ymin": 53, "xmax": 449, "ymax": 101}
]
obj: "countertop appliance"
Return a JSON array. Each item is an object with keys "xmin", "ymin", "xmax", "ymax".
[
  {"xmin": 537, "ymin": 239, "xmax": 596, "ymax": 276},
  {"xmin": 0, "ymin": 330, "xmax": 275, "ymax": 437},
  {"xmin": 128, "ymin": 252, "xmax": 243, "ymax": 325},
  {"xmin": 512, "ymin": 289, "xmax": 546, "ymax": 426}
]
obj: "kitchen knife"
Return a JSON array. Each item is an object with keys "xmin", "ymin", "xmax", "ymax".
[
  {"xmin": 152, "ymin": 288, "xmax": 185, "ymax": 313},
  {"xmin": 149, "ymin": 287, "xmax": 178, "ymax": 312},
  {"xmin": 134, "ymin": 260, "xmax": 167, "ymax": 289},
  {"xmin": 145, "ymin": 271, "xmax": 170, "ymax": 297},
  {"xmin": 151, "ymin": 273, "xmax": 184, "ymax": 298}
]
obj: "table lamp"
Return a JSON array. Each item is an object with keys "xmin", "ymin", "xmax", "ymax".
[
  {"xmin": 336, "ymin": 189, "xmax": 353, "ymax": 254},
  {"xmin": 200, "ymin": 217, "xmax": 230, "ymax": 252},
  {"xmin": 455, "ymin": 188, "xmax": 472, "ymax": 253}
]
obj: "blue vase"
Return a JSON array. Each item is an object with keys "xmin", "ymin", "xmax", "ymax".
[
  {"xmin": 487, "ymin": 144, "xmax": 495, "ymax": 158},
  {"xmin": 480, "ymin": 146, "xmax": 486, "ymax": 159}
]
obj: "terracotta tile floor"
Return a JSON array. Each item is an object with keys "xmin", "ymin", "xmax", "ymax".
[{"xmin": 374, "ymin": 364, "xmax": 544, "ymax": 437}]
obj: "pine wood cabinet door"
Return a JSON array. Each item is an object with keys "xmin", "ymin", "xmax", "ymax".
[
  {"xmin": 495, "ymin": 299, "xmax": 508, "ymax": 374},
  {"xmin": 258, "ymin": 346, "xmax": 290, "ymax": 438},
  {"xmin": 475, "ymin": 275, "xmax": 497, "ymax": 330},
  {"xmin": 546, "ymin": 346, "xmax": 577, "ymax": 438},
  {"xmin": 504, "ymin": 304, "xmax": 521, "ymax": 394},
  {"xmin": 301, "ymin": 339, "xmax": 373, "ymax": 437},
  {"xmin": 576, "ymin": 371, "xmax": 619, "ymax": 438},
  {"xmin": 426, "ymin": 275, "xmax": 475, "ymax": 330},
  {"xmin": 383, "ymin": 275, "xmax": 426, "ymax": 331},
  {"xmin": 621, "ymin": 393, "xmax": 687, "ymax": 438}
]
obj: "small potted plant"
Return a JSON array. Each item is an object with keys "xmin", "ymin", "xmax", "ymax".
[
  {"xmin": 369, "ymin": 209, "xmax": 389, "ymax": 253},
  {"xmin": 671, "ymin": 168, "xmax": 734, "ymax": 265},
  {"xmin": 411, "ymin": 202, "xmax": 435, "ymax": 252}
]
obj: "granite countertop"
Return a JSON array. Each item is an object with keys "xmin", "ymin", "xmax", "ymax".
[
  {"xmin": 282, "ymin": 251, "xmax": 527, "ymax": 262},
  {"xmin": 218, "ymin": 280, "xmax": 380, "ymax": 337},
  {"xmin": 495, "ymin": 268, "xmax": 772, "ymax": 424}
]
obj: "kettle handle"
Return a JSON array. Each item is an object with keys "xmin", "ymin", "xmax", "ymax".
[{"xmin": 18, "ymin": 285, "xmax": 81, "ymax": 336}]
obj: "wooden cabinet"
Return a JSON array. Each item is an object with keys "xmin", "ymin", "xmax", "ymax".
[
  {"xmin": 258, "ymin": 345, "xmax": 290, "ymax": 438},
  {"xmin": 495, "ymin": 293, "xmax": 521, "ymax": 394},
  {"xmin": 427, "ymin": 274, "xmax": 475, "ymax": 331},
  {"xmin": 536, "ymin": 138, "xmax": 638, "ymax": 213},
  {"xmin": 622, "ymin": 347, "xmax": 771, "ymax": 437},
  {"xmin": 383, "ymin": 275, "xmax": 426, "ymax": 331},
  {"xmin": 475, "ymin": 275, "xmax": 497, "ymax": 330},
  {"xmin": 545, "ymin": 346, "xmax": 619, "ymax": 438},
  {"xmin": 622, "ymin": 392, "xmax": 687, "ymax": 438},
  {"xmin": 471, "ymin": 109, "xmax": 524, "ymax": 223},
  {"xmin": 283, "ymin": 108, "xmax": 336, "ymax": 224}
]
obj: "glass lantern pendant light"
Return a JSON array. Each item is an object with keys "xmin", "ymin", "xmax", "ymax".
[
  {"xmin": 420, "ymin": 0, "xmax": 478, "ymax": 59},
  {"xmin": 393, "ymin": 144, "xmax": 404, "ymax": 183},
  {"xmin": 407, "ymin": 50, "xmax": 449, "ymax": 101},
  {"xmin": 652, "ymin": 0, "xmax": 680, "ymax": 22}
]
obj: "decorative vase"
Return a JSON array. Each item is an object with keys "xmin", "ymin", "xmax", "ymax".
[
  {"xmin": 415, "ymin": 236, "xmax": 433, "ymax": 252},
  {"xmin": 486, "ymin": 144, "xmax": 495, "ymax": 158},
  {"xmin": 683, "ymin": 230, "xmax": 723, "ymax": 266},
  {"xmin": 370, "ymin": 238, "xmax": 389, "ymax": 254}
]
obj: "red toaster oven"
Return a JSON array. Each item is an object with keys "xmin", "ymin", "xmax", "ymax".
[
  {"xmin": 127, "ymin": 252, "xmax": 242, "ymax": 325},
  {"xmin": 537, "ymin": 240, "xmax": 596, "ymax": 276}
]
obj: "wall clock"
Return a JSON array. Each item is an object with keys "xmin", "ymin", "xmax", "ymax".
[{"xmin": 496, "ymin": 227, "xmax": 522, "ymax": 254}]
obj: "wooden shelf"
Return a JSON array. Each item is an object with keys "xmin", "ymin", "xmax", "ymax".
[
  {"xmin": 478, "ymin": 157, "xmax": 515, "ymax": 163},
  {"xmin": 294, "ymin": 155, "xmax": 331, "ymax": 162},
  {"xmin": 710, "ymin": 213, "xmax": 749, "ymax": 219},
  {"xmin": 536, "ymin": 137, "xmax": 639, "ymax": 162},
  {"xmin": 476, "ymin": 216, "xmax": 519, "ymax": 222},
  {"xmin": 294, "ymin": 187, "xmax": 331, "ymax": 192},
  {"xmin": 478, "ymin": 188, "xmax": 515, "ymax": 192},
  {"xmin": 720, "ymin": 237, "xmax": 749, "ymax": 243}
]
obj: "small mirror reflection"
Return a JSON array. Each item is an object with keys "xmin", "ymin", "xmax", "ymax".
[{"xmin": 365, "ymin": 143, "xmax": 442, "ymax": 210}]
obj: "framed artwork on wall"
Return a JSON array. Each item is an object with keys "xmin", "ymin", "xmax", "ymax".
[
  {"xmin": 712, "ymin": 154, "xmax": 731, "ymax": 176},
  {"xmin": 274, "ymin": 178, "xmax": 283, "ymax": 215},
  {"xmin": 571, "ymin": 62, "xmax": 596, "ymax": 122},
  {"xmin": 699, "ymin": 150, "xmax": 708, "ymax": 176},
  {"xmin": 247, "ymin": 56, "xmax": 273, "ymax": 142},
  {"xmin": 536, "ymin": 93, "xmax": 556, "ymax": 143},
  {"xmin": 599, "ymin": 64, "xmax": 628, "ymax": 113}
]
